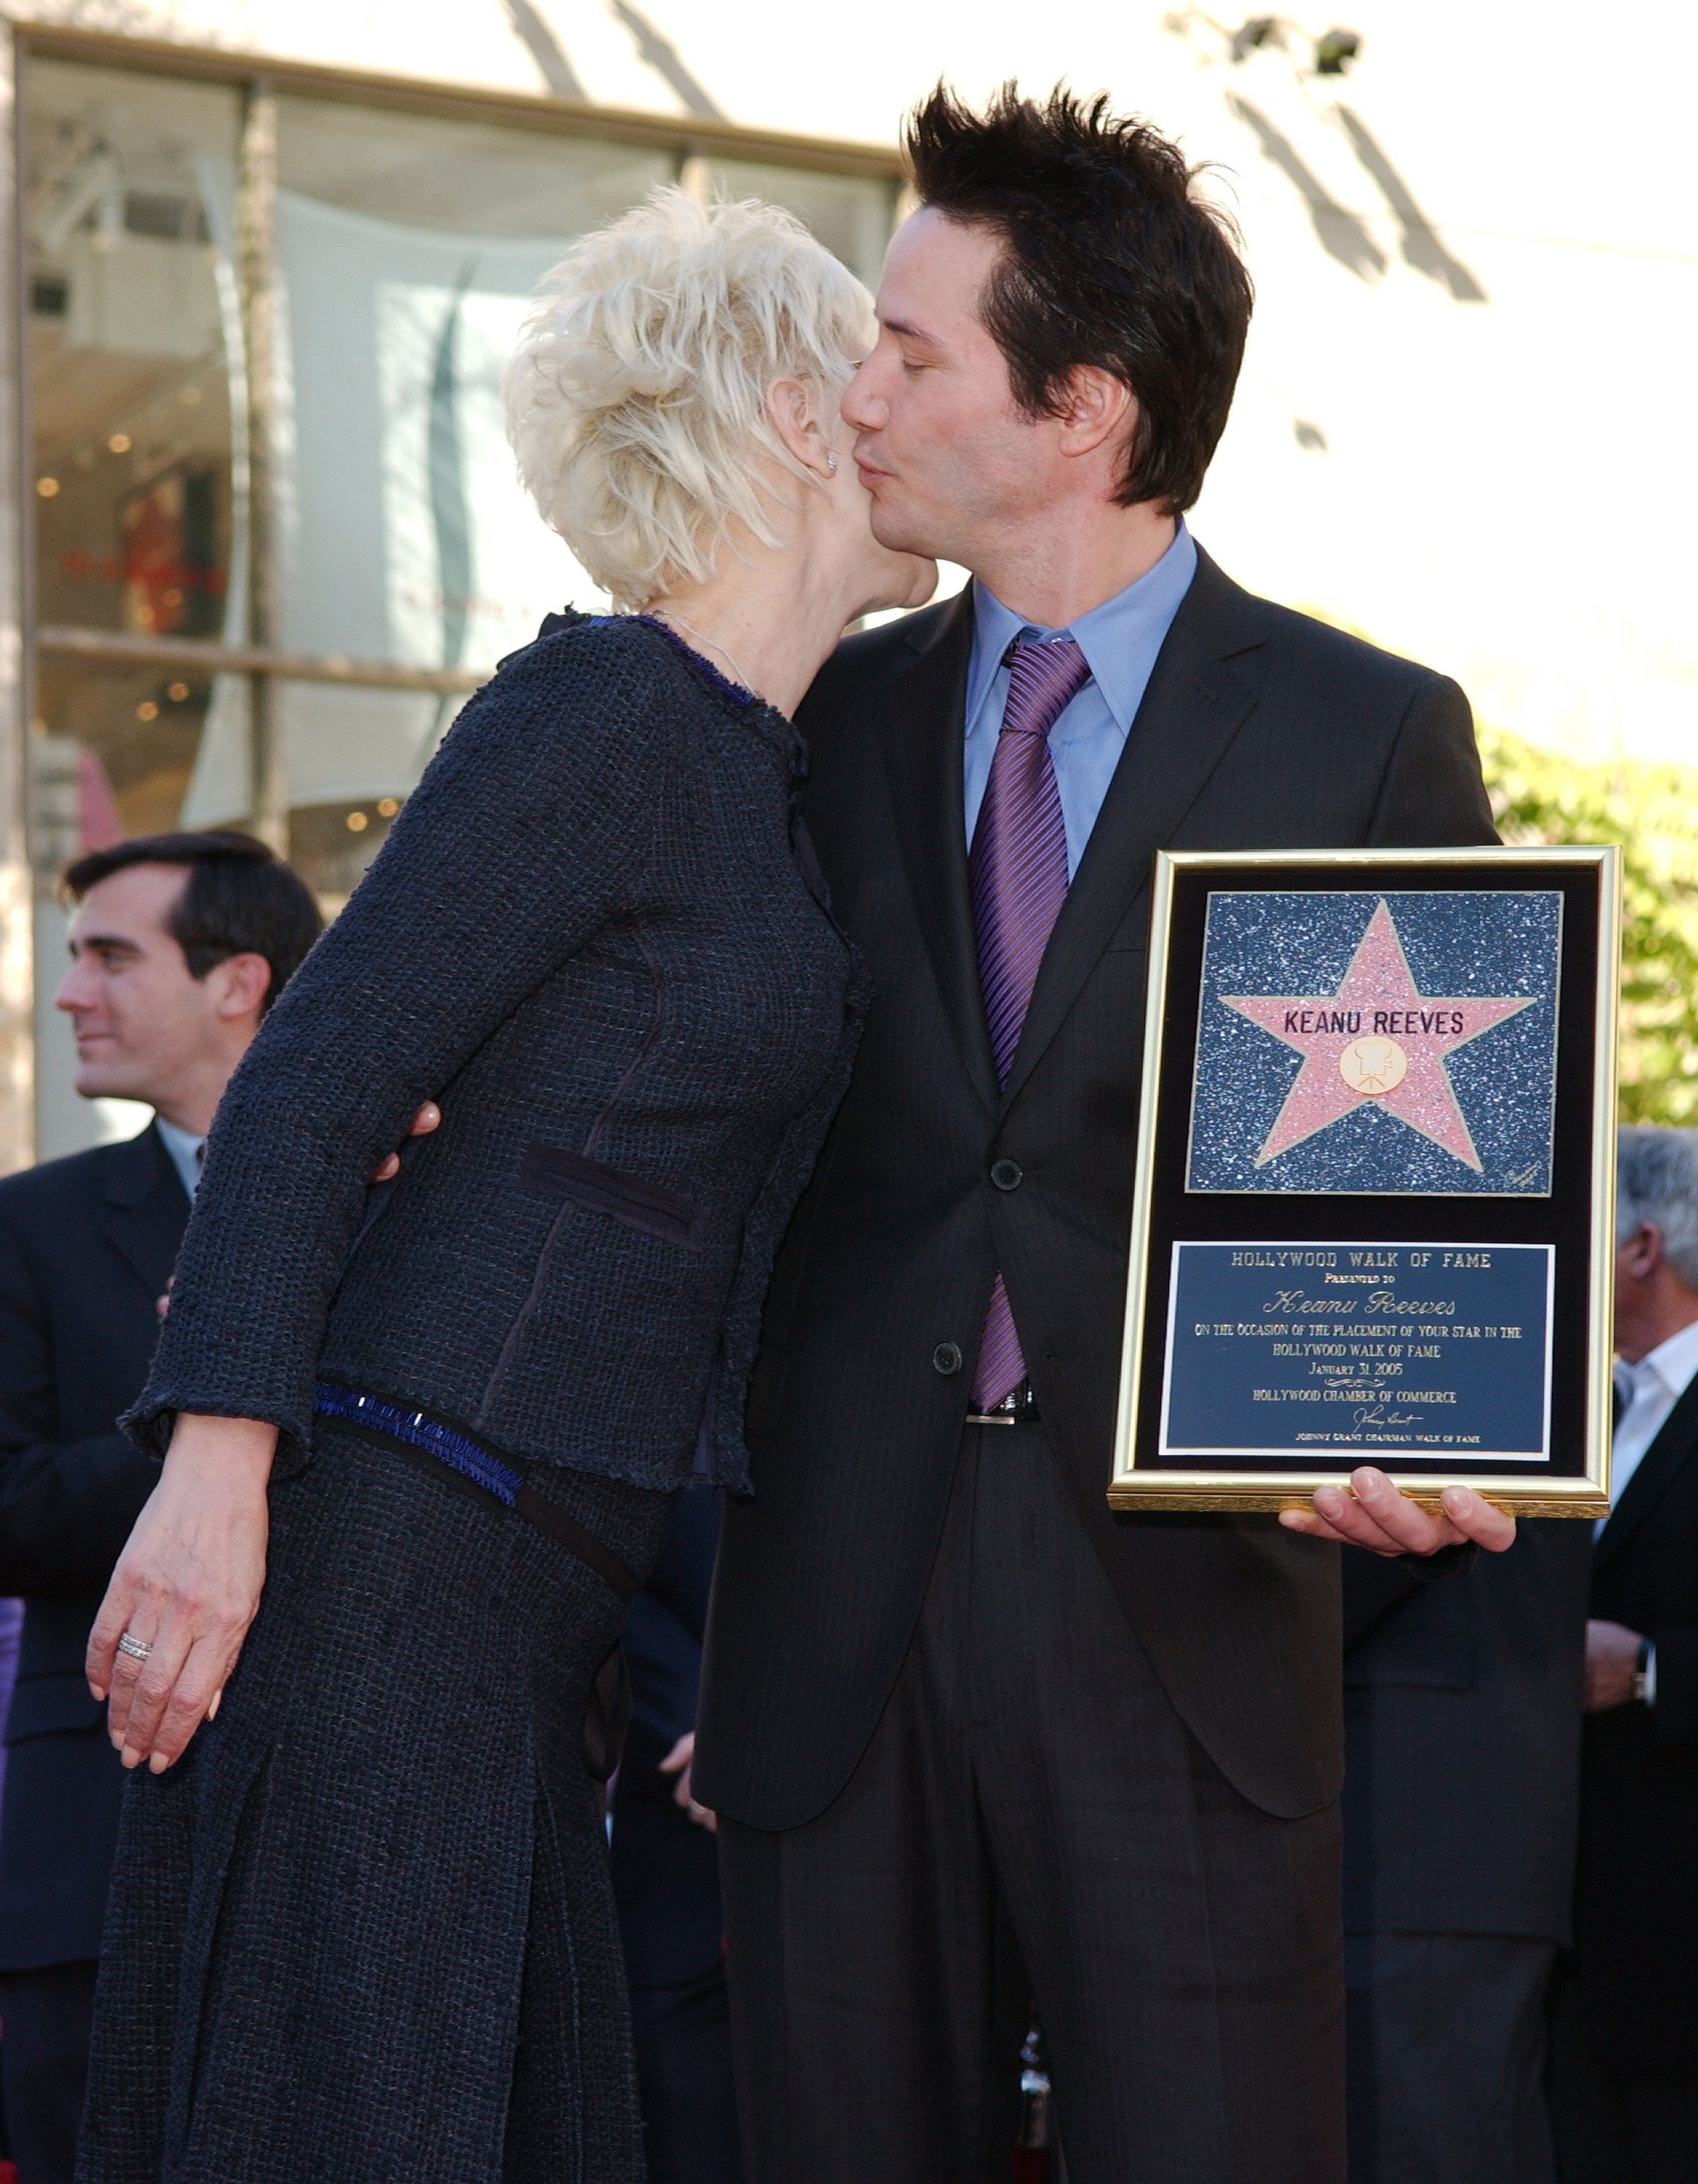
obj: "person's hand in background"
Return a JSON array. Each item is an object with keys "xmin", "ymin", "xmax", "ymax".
[{"xmin": 659, "ymin": 1731, "xmax": 716, "ymax": 1830}]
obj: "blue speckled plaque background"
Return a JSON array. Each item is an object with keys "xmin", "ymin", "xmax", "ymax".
[{"xmin": 1186, "ymin": 890, "xmax": 1561, "ymax": 1195}]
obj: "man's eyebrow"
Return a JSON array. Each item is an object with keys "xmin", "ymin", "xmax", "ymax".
[
  {"xmin": 71, "ymin": 930, "xmax": 143, "ymax": 957},
  {"xmin": 880, "ymin": 314, "xmax": 948, "ymax": 350}
]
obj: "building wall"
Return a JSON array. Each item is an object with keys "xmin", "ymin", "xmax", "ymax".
[{"xmin": 1, "ymin": 0, "xmax": 1692, "ymax": 1170}]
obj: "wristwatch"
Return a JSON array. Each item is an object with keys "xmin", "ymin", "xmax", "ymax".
[{"xmin": 1632, "ymin": 1636, "xmax": 1654, "ymax": 1706}]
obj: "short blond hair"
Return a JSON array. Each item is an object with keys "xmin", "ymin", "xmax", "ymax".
[{"xmin": 505, "ymin": 187, "xmax": 873, "ymax": 610}]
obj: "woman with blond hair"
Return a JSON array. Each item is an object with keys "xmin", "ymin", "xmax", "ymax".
[{"xmin": 75, "ymin": 189, "xmax": 932, "ymax": 2183}]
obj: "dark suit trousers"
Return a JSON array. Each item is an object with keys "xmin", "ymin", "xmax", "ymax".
[
  {"xmin": 0, "ymin": 1960, "xmax": 97, "ymax": 2183},
  {"xmin": 1345, "ymin": 1934, "xmax": 1557, "ymax": 2184},
  {"xmin": 717, "ymin": 1423, "xmax": 1345, "ymax": 2184},
  {"xmin": 612, "ymin": 1795, "xmax": 742, "ymax": 2184},
  {"xmin": 1547, "ymin": 1963, "xmax": 1698, "ymax": 2184}
]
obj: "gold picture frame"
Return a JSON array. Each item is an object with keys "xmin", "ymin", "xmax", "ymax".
[{"xmin": 1109, "ymin": 846, "xmax": 1620, "ymax": 1517}]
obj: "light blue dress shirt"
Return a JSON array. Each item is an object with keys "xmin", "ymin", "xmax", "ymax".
[
  {"xmin": 963, "ymin": 521, "xmax": 1198, "ymax": 877},
  {"xmin": 155, "ymin": 1116, "xmax": 206, "ymax": 1201}
]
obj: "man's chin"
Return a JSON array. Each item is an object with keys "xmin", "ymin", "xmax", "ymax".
[
  {"xmin": 863, "ymin": 488, "xmax": 940, "ymax": 562},
  {"xmin": 73, "ymin": 1067, "xmax": 140, "ymax": 1105}
]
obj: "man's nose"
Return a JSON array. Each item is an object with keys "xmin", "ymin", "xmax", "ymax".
[
  {"xmin": 841, "ymin": 360, "xmax": 885, "ymax": 432},
  {"xmin": 55, "ymin": 963, "xmax": 94, "ymax": 1014}
]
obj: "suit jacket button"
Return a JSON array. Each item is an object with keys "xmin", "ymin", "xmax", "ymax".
[
  {"xmin": 932, "ymin": 1342, "xmax": 963, "ymax": 1376},
  {"xmin": 991, "ymin": 1158, "xmax": 1023, "ymax": 1191}
]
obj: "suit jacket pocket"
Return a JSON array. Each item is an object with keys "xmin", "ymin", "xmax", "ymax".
[{"xmin": 520, "ymin": 1144, "xmax": 705, "ymax": 1249}]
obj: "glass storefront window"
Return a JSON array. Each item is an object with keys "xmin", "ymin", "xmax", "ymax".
[
  {"xmin": 697, "ymin": 160, "xmax": 898, "ymax": 288},
  {"xmin": 25, "ymin": 61, "xmax": 239, "ymax": 823},
  {"xmin": 239, "ymin": 99, "xmax": 673, "ymax": 900},
  {"xmin": 24, "ymin": 60, "xmax": 242, "ymax": 1154},
  {"xmin": 20, "ymin": 47, "xmax": 901, "ymax": 1155}
]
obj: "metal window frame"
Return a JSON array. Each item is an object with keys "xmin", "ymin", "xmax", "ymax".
[{"xmin": 0, "ymin": 23, "xmax": 903, "ymax": 1167}]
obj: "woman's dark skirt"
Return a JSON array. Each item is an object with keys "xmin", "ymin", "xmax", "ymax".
[{"xmin": 76, "ymin": 1422, "xmax": 675, "ymax": 2184}]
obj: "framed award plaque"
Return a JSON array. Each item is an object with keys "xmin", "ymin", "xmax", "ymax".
[{"xmin": 1110, "ymin": 847, "xmax": 1620, "ymax": 1516}]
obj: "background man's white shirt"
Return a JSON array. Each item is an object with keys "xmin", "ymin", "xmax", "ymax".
[
  {"xmin": 1602, "ymin": 1315, "xmax": 1698, "ymax": 1700},
  {"xmin": 154, "ymin": 1117, "xmax": 206, "ymax": 1203}
]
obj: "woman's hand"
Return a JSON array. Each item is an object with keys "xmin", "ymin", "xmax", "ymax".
[
  {"xmin": 369, "ymin": 1101, "xmax": 441, "ymax": 1184},
  {"xmin": 87, "ymin": 1414, "xmax": 277, "ymax": 1773}
]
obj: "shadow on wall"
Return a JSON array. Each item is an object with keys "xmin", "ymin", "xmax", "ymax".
[
  {"xmin": 1226, "ymin": 94, "xmax": 1387, "ymax": 281},
  {"xmin": 1334, "ymin": 106, "xmax": 1488, "ymax": 301},
  {"xmin": 502, "ymin": 0, "xmax": 589, "ymax": 100},
  {"xmin": 1226, "ymin": 93, "xmax": 1488, "ymax": 304}
]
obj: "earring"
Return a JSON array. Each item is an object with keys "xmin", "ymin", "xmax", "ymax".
[{"xmin": 825, "ymin": 452, "xmax": 838, "ymax": 473}]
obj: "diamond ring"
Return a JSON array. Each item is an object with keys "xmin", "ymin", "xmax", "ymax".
[{"xmin": 116, "ymin": 1632, "xmax": 154, "ymax": 1663}]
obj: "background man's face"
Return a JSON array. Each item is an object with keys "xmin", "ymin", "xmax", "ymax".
[
  {"xmin": 56, "ymin": 864, "xmax": 222, "ymax": 1108},
  {"xmin": 842, "ymin": 208, "xmax": 1054, "ymax": 569}
]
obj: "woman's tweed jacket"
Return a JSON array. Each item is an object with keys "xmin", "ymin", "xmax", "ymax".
[{"xmin": 128, "ymin": 612, "xmax": 863, "ymax": 1493}]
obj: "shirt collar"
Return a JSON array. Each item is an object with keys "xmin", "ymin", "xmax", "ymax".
[
  {"xmin": 1627, "ymin": 1315, "xmax": 1698, "ymax": 1405},
  {"xmin": 154, "ymin": 1115, "xmax": 206, "ymax": 1201},
  {"xmin": 965, "ymin": 518, "xmax": 1198, "ymax": 736}
]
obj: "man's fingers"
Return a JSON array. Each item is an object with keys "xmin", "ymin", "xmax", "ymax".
[
  {"xmin": 1281, "ymin": 1470, "xmax": 1516, "ymax": 1557},
  {"xmin": 1439, "ymin": 1484, "xmax": 1515, "ymax": 1551},
  {"xmin": 1346, "ymin": 1468, "xmax": 1452, "ymax": 1551},
  {"xmin": 1292, "ymin": 1479, "xmax": 1411, "ymax": 1555},
  {"xmin": 370, "ymin": 1152, "xmax": 400, "ymax": 1183}
]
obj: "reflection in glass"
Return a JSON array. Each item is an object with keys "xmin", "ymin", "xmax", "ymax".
[
  {"xmin": 697, "ymin": 160, "xmax": 898, "ymax": 287},
  {"xmin": 24, "ymin": 62, "xmax": 244, "ymax": 1152},
  {"xmin": 22, "ymin": 60, "xmax": 905, "ymax": 1134},
  {"xmin": 188, "ymin": 99, "xmax": 675, "ymax": 896},
  {"xmin": 25, "ymin": 60, "xmax": 239, "ymax": 826}
]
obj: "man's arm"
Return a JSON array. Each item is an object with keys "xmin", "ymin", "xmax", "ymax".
[
  {"xmin": 1649, "ymin": 1628, "xmax": 1698, "ymax": 1744},
  {"xmin": 0, "ymin": 1210, "xmax": 156, "ymax": 1596},
  {"xmin": 1586, "ymin": 1620, "xmax": 1698, "ymax": 1744},
  {"xmin": 1367, "ymin": 674, "xmax": 1497, "ymax": 849}
]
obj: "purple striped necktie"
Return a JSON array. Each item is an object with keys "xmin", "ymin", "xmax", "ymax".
[{"xmin": 969, "ymin": 636, "xmax": 1092, "ymax": 1412}]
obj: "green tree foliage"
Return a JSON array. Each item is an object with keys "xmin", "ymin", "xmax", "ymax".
[{"xmin": 1480, "ymin": 730, "xmax": 1698, "ymax": 1124}]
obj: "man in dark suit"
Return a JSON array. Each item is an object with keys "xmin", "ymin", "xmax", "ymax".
[
  {"xmin": 0, "ymin": 831, "xmax": 321, "ymax": 2182},
  {"xmin": 612, "ymin": 1487, "xmax": 742, "ymax": 2184},
  {"xmin": 694, "ymin": 86, "xmax": 1510, "ymax": 2184},
  {"xmin": 1548, "ymin": 1126, "xmax": 1698, "ymax": 2183},
  {"xmin": 1341, "ymin": 1525, "xmax": 1592, "ymax": 2183}
]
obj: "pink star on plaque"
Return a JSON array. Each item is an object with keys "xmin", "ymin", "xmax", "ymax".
[{"xmin": 1221, "ymin": 899, "xmax": 1534, "ymax": 1171}]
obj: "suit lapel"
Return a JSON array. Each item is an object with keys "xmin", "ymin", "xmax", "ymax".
[
  {"xmin": 999, "ymin": 551, "xmax": 1271, "ymax": 1108},
  {"xmin": 101, "ymin": 1125, "xmax": 190, "ymax": 1305},
  {"xmin": 1595, "ymin": 1365, "xmax": 1698, "ymax": 1569},
  {"xmin": 879, "ymin": 590, "xmax": 999, "ymax": 1114}
]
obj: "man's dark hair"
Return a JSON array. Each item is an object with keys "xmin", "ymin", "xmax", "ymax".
[
  {"xmin": 63, "ymin": 830, "xmax": 324, "ymax": 1015},
  {"xmin": 905, "ymin": 83, "xmax": 1253, "ymax": 513}
]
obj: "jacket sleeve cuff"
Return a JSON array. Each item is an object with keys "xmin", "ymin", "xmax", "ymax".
[
  {"xmin": 1649, "ymin": 1627, "xmax": 1698, "ymax": 1746},
  {"xmin": 1400, "ymin": 1540, "xmax": 1477, "ymax": 1582},
  {"xmin": 120, "ymin": 1391, "xmax": 315, "ymax": 1479}
]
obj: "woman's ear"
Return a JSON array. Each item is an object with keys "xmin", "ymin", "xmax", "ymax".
[{"xmin": 766, "ymin": 376, "xmax": 833, "ymax": 479}]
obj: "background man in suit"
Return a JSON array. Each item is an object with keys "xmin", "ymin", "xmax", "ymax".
[
  {"xmin": 695, "ymin": 84, "xmax": 1511, "ymax": 2184},
  {"xmin": 611, "ymin": 1486, "xmax": 742, "ymax": 2184},
  {"xmin": 1341, "ymin": 1525, "xmax": 1591, "ymax": 2183},
  {"xmin": 0, "ymin": 832, "xmax": 322, "ymax": 2183},
  {"xmin": 1548, "ymin": 1125, "xmax": 1698, "ymax": 2183}
]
